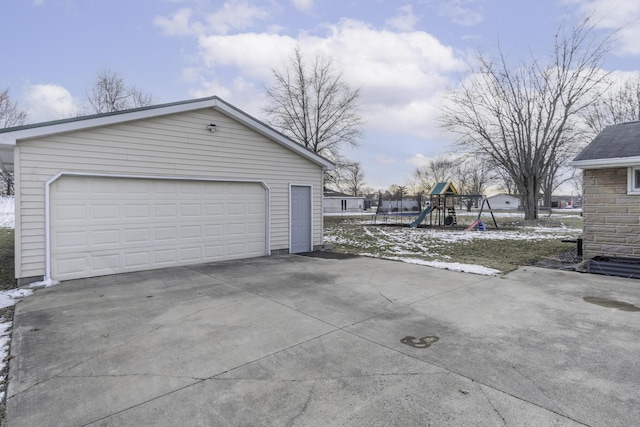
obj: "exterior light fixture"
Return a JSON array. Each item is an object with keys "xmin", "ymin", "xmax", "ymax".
[{"xmin": 207, "ymin": 123, "xmax": 217, "ymax": 132}]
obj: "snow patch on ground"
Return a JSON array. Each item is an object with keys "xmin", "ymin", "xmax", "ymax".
[
  {"xmin": 0, "ymin": 320, "xmax": 11, "ymax": 401},
  {"xmin": 359, "ymin": 253, "xmax": 500, "ymax": 276},
  {"xmin": 326, "ymin": 218, "xmax": 581, "ymax": 276},
  {"xmin": 0, "ymin": 288, "xmax": 34, "ymax": 401},
  {"xmin": 0, "ymin": 197, "xmax": 14, "ymax": 229},
  {"xmin": 0, "ymin": 289, "xmax": 33, "ymax": 309}
]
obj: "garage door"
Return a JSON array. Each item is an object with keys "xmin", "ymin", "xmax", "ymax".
[{"xmin": 50, "ymin": 176, "xmax": 267, "ymax": 281}]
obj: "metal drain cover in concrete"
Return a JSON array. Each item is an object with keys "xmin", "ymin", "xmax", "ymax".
[
  {"xmin": 400, "ymin": 336, "xmax": 439, "ymax": 348},
  {"xmin": 583, "ymin": 297, "xmax": 640, "ymax": 312}
]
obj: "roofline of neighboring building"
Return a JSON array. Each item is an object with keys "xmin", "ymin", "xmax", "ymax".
[
  {"xmin": 487, "ymin": 193, "xmax": 520, "ymax": 198},
  {"xmin": 0, "ymin": 96, "xmax": 335, "ymax": 170},
  {"xmin": 569, "ymin": 156, "xmax": 640, "ymax": 169}
]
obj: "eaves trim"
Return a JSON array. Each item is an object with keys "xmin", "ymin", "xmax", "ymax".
[{"xmin": 569, "ymin": 156, "xmax": 640, "ymax": 169}]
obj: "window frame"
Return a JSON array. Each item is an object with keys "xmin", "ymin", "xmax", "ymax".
[{"xmin": 626, "ymin": 166, "xmax": 640, "ymax": 195}]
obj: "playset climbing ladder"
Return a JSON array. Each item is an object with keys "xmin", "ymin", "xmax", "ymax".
[
  {"xmin": 446, "ymin": 207, "xmax": 457, "ymax": 226},
  {"xmin": 429, "ymin": 182, "xmax": 458, "ymax": 227}
]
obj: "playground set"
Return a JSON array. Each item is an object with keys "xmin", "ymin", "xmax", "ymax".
[{"xmin": 373, "ymin": 182, "xmax": 499, "ymax": 231}]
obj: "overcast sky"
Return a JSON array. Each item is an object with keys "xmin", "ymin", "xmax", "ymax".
[{"xmin": 2, "ymin": 0, "xmax": 639, "ymax": 189}]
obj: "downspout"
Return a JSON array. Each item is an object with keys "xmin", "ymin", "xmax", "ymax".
[{"xmin": 33, "ymin": 172, "xmax": 63, "ymax": 287}]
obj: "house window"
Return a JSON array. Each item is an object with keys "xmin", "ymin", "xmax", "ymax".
[
  {"xmin": 341, "ymin": 200, "xmax": 347, "ymax": 211},
  {"xmin": 627, "ymin": 167, "xmax": 640, "ymax": 195}
]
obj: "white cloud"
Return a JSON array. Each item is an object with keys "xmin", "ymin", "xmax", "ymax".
[
  {"xmin": 291, "ymin": 0, "xmax": 313, "ymax": 13},
  {"xmin": 154, "ymin": 8, "xmax": 197, "ymax": 36},
  {"xmin": 23, "ymin": 84, "xmax": 78, "ymax": 123},
  {"xmin": 439, "ymin": 0, "xmax": 484, "ymax": 26},
  {"xmin": 385, "ymin": 5, "xmax": 420, "ymax": 32},
  {"xmin": 300, "ymin": 20, "xmax": 466, "ymax": 137},
  {"xmin": 608, "ymin": 69, "xmax": 640, "ymax": 85},
  {"xmin": 155, "ymin": 2, "xmax": 270, "ymax": 36},
  {"xmin": 218, "ymin": 19, "xmax": 462, "ymax": 136},
  {"xmin": 375, "ymin": 155, "xmax": 396, "ymax": 165},
  {"xmin": 205, "ymin": 1, "xmax": 270, "ymax": 35},
  {"xmin": 197, "ymin": 32, "xmax": 297, "ymax": 78},
  {"xmin": 188, "ymin": 75, "xmax": 264, "ymax": 117},
  {"xmin": 406, "ymin": 154, "xmax": 433, "ymax": 168},
  {"xmin": 156, "ymin": 11, "xmax": 468, "ymax": 140},
  {"xmin": 568, "ymin": 0, "xmax": 640, "ymax": 55}
]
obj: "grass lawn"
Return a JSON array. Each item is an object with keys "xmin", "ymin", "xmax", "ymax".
[
  {"xmin": 0, "ymin": 229, "xmax": 14, "ymax": 292},
  {"xmin": 0, "ymin": 229, "xmax": 15, "ymax": 427},
  {"xmin": 324, "ymin": 212, "xmax": 583, "ymax": 273}
]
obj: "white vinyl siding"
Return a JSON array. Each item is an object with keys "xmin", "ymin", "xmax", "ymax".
[
  {"xmin": 50, "ymin": 177, "xmax": 266, "ymax": 280},
  {"xmin": 15, "ymin": 108, "xmax": 323, "ymax": 279}
]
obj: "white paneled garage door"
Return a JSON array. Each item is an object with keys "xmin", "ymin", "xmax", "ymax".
[{"xmin": 50, "ymin": 176, "xmax": 267, "ymax": 281}]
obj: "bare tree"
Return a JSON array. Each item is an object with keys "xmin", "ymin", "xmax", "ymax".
[
  {"xmin": 341, "ymin": 162, "xmax": 365, "ymax": 196},
  {"xmin": 263, "ymin": 47, "xmax": 363, "ymax": 160},
  {"xmin": 494, "ymin": 165, "xmax": 517, "ymax": 195},
  {"xmin": 324, "ymin": 160, "xmax": 349, "ymax": 191},
  {"xmin": 540, "ymin": 139, "xmax": 582, "ymax": 210},
  {"xmin": 0, "ymin": 88, "xmax": 27, "ymax": 195},
  {"xmin": 455, "ymin": 156, "xmax": 492, "ymax": 211},
  {"xmin": 324, "ymin": 161, "xmax": 366, "ymax": 197},
  {"xmin": 0, "ymin": 88, "xmax": 27, "ymax": 128},
  {"xmin": 403, "ymin": 175, "xmax": 423, "ymax": 197},
  {"xmin": 129, "ymin": 87, "xmax": 154, "ymax": 110},
  {"xmin": 85, "ymin": 69, "xmax": 155, "ymax": 114},
  {"xmin": 440, "ymin": 18, "xmax": 612, "ymax": 220},
  {"xmin": 384, "ymin": 184, "xmax": 405, "ymax": 199},
  {"xmin": 569, "ymin": 171, "xmax": 583, "ymax": 196},
  {"xmin": 583, "ymin": 75, "xmax": 640, "ymax": 136},
  {"xmin": 414, "ymin": 156, "xmax": 456, "ymax": 193}
]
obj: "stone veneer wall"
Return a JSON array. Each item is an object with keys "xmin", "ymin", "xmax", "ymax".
[{"xmin": 582, "ymin": 167, "xmax": 640, "ymax": 259}]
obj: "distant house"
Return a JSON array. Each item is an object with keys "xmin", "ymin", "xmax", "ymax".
[
  {"xmin": 364, "ymin": 193, "xmax": 379, "ymax": 210},
  {"xmin": 486, "ymin": 194, "xmax": 520, "ymax": 210},
  {"xmin": 570, "ymin": 121, "xmax": 640, "ymax": 262},
  {"xmin": 550, "ymin": 195, "xmax": 582, "ymax": 209},
  {"xmin": 377, "ymin": 195, "xmax": 422, "ymax": 213},
  {"xmin": 323, "ymin": 190, "xmax": 365, "ymax": 213}
]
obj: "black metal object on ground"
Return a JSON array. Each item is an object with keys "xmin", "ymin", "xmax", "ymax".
[
  {"xmin": 588, "ymin": 256, "xmax": 640, "ymax": 279},
  {"xmin": 562, "ymin": 238, "xmax": 583, "ymax": 256}
]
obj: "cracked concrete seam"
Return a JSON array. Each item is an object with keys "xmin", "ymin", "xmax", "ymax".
[
  {"xmin": 366, "ymin": 275, "xmax": 395, "ymax": 305},
  {"xmin": 475, "ymin": 382, "xmax": 507, "ymax": 426},
  {"xmin": 286, "ymin": 379, "xmax": 317, "ymax": 427},
  {"xmin": 58, "ymin": 373, "xmax": 206, "ymax": 381},
  {"xmin": 510, "ymin": 364, "xmax": 561, "ymax": 413},
  {"xmin": 207, "ymin": 371, "xmax": 440, "ymax": 383}
]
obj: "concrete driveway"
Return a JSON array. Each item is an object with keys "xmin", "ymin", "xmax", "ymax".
[{"xmin": 6, "ymin": 254, "xmax": 640, "ymax": 426}]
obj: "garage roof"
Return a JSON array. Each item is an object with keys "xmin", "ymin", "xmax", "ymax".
[
  {"xmin": 0, "ymin": 96, "xmax": 335, "ymax": 173},
  {"xmin": 570, "ymin": 121, "xmax": 640, "ymax": 169}
]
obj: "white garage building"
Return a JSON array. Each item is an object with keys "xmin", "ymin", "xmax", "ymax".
[{"xmin": 0, "ymin": 97, "xmax": 333, "ymax": 285}]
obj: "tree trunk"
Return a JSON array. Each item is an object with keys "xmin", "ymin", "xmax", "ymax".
[
  {"xmin": 464, "ymin": 200, "xmax": 473, "ymax": 212},
  {"xmin": 522, "ymin": 178, "xmax": 539, "ymax": 220}
]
